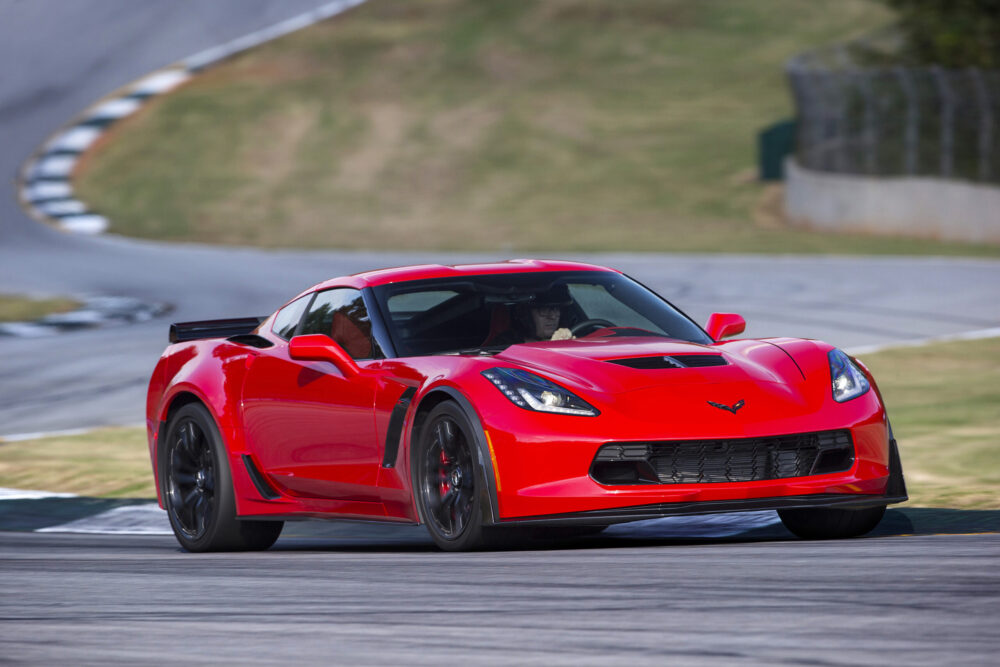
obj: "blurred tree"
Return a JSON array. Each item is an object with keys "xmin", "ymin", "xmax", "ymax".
[{"xmin": 883, "ymin": 0, "xmax": 1000, "ymax": 67}]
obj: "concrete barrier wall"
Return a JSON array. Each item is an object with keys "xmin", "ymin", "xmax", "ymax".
[{"xmin": 784, "ymin": 158, "xmax": 1000, "ymax": 244}]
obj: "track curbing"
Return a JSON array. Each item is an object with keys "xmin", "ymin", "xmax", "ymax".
[{"xmin": 17, "ymin": 0, "xmax": 368, "ymax": 237}]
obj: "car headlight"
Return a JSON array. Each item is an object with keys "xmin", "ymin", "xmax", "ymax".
[
  {"xmin": 481, "ymin": 368, "xmax": 599, "ymax": 416},
  {"xmin": 828, "ymin": 349, "xmax": 870, "ymax": 403}
]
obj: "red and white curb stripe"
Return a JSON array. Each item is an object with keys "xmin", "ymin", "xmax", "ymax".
[{"xmin": 18, "ymin": 0, "xmax": 367, "ymax": 236}]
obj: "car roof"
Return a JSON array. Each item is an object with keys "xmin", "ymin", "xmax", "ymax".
[{"xmin": 311, "ymin": 259, "xmax": 619, "ymax": 291}]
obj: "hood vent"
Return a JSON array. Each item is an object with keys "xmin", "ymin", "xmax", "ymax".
[{"xmin": 608, "ymin": 354, "xmax": 728, "ymax": 370}]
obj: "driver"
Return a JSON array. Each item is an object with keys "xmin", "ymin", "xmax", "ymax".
[
  {"xmin": 529, "ymin": 304, "xmax": 562, "ymax": 341},
  {"xmin": 493, "ymin": 285, "xmax": 575, "ymax": 344}
]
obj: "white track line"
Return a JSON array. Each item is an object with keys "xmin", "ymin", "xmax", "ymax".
[
  {"xmin": 0, "ymin": 487, "xmax": 77, "ymax": 500},
  {"xmin": 846, "ymin": 326, "xmax": 1000, "ymax": 356},
  {"xmin": 185, "ymin": 0, "xmax": 366, "ymax": 70},
  {"xmin": 0, "ymin": 427, "xmax": 93, "ymax": 443}
]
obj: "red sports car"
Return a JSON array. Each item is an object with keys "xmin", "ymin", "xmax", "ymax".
[{"xmin": 146, "ymin": 260, "xmax": 906, "ymax": 551}]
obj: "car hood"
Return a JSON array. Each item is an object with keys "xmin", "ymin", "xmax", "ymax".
[
  {"xmin": 492, "ymin": 336, "xmax": 832, "ymax": 432},
  {"xmin": 493, "ymin": 336, "xmax": 815, "ymax": 395}
]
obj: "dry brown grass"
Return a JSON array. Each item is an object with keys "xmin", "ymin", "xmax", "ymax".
[
  {"xmin": 0, "ymin": 294, "xmax": 80, "ymax": 322},
  {"xmin": 75, "ymin": 0, "xmax": 1000, "ymax": 256},
  {"xmin": 862, "ymin": 338, "xmax": 1000, "ymax": 509},
  {"xmin": 0, "ymin": 427, "xmax": 154, "ymax": 498}
]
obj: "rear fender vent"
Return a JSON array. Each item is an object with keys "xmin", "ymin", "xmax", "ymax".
[{"xmin": 608, "ymin": 354, "xmax": 728, "ymax": 370}]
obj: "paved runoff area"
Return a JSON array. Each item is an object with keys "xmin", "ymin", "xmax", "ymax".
[{"xmin": 0, "ymin": 528, "xmax": 998, "ymax": 665}]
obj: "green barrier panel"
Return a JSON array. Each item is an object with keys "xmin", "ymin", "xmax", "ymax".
[{"xmin": 758, "ymin": 119, "xmax": 797, "ymax": 181}]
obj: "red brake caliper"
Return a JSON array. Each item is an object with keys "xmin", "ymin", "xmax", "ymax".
[{"xmin": 439, "ymin": 449, "xmax": 450, "ymax": 498}]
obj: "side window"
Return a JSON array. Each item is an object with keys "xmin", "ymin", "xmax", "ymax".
[
  {"xmin": 387, "ymin": 290, "xmax": 460, "ymax": 317},
  {"xmin": 299, "ymin": 288, "xmax": 380, "ymax": 360},
  {"xmin": 271, "ymin": 295, "xmax": 311, "ymax": 341}
]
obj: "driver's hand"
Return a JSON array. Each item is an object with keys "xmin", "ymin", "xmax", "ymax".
[{"xmin": 550, "ymin": 328, "xmax": 575, "ymax": 341}]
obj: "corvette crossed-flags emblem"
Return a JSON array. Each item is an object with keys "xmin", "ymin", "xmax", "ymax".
[{"xmin": 707, "ymin": 399, "xmax": 745, "ymax": 414}]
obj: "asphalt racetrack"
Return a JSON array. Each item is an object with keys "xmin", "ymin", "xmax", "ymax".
[
  {"xmin": 2, "ymin": 528, "xmax": 999, "ymax": 665},
  {"xmin": 1, "ymin": 1, "xmax": 999, "ymax": 664}
]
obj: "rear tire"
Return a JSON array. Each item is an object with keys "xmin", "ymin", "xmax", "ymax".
[
  {"xmin": 163, "ymin": 403, "xmax": 283, "ymax": 552},
  {"xmin": 778, "ymin": 505, "xmax": 886, "ymax": 540}
]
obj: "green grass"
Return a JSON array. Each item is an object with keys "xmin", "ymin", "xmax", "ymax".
[
  {"xmin": 0, "ymin": 294, "xmax": 81, "ymax": 322},
  {"xmin": 0, "ymin": 427, "xmax": 155, "ymax": 498},
  {"xmin": 861, "ymin": 337, "xmax": 1000, "ymax": 509},
  {"xmin": 2, "ymin": 337, "xmax": 997, "ymax": 507},
  {"xmin": 73, "ymin": 0, "xmax": 998, "ymax": 256}
]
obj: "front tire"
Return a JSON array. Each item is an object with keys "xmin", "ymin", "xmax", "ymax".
[
  {"xmin": 778, "ymin": 505, "xmax": 886, "ymax": 540},
  {"xmin": 163, "ymin": 403, "xmax": 283, "ymax": 552},
  {"xmin": 413, "ymin": 402, "xmax": 488, "ymax": 551}
]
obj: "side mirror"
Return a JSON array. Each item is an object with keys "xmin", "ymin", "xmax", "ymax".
[
  {"xmin": 288, "ymin": 334, "xmax": 361, "ymax": 377},
  {"xmin": 705, "ymin": 313, "xmax": 746, "ymax": 341}
]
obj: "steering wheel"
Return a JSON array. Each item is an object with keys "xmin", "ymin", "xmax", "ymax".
[{"xmin": 570, "ymin": 318, "xmax": 616, "ymax": 337}]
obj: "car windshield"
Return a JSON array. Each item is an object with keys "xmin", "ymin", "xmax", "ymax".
[{"xmin": 371, "ymin": 271, "xmax": 711, "ymax": 357}]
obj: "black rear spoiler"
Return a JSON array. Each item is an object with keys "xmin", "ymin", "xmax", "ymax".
[{"xmin": 169, "ymin": 317, "xmax": 267, "ymax": 344}]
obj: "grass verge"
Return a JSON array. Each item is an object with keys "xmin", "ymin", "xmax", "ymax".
[
  {"xmin": 1, "ymin": 337, "xmax": 997, "ymax": 507},
  {"xmin": 74, "ymin": 0, "xmax": 999, "ymax": 256},
  {"xmin": 861, "ymin": 336, "xmax": 1000, "ymax": 509},
  {"xmin": 0, "ymin": 294, "xmax": 81, "ymax": 322},
  {"xmin": 0, "ymin": 427, "xmax": 154, "ymax": 498}
]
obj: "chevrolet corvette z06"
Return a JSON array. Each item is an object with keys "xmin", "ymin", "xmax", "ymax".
[{"xmin": 147, "ymin": 260, "xmax": 906, "ymax": 551}]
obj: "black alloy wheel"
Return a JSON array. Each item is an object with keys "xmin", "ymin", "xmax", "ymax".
[
  {"xmin": 416, "ymin": 402, "xmax": 487, "ymax": 551},
  {"xmin": 163, "ymin": 403, "xmax": 283, "ymax": 552},
  {"xmin": 166, "ymin": 416, "xmax": 216, "ymax": 541}
]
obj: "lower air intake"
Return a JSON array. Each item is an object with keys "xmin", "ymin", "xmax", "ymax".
[{"xmin": 591, "ymin": 430, "xmax": 854, "ymax": 485}]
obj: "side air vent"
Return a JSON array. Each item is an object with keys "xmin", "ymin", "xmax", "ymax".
[
  {"xmin": 608, "ymin": 354, "xmax": 728, "ymax": 370},
  {"xmin": 227, "ymin": 334, "xmax": 274, "ymax": 348},
  {"xmin": 242, "ymin": 454, "xmax": 280, "ymax": 500},
  {"xmin": 382, "ymin": 386, "xmax": 418, "ymax": 468}
]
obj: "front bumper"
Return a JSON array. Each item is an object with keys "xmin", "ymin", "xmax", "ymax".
[
  {"xmin": 500, "ymin": 439, "xmax": 907, "ymax": 526},
  {"xmin": 484, "ymin": 394, "xmax": 903, "ymax": 522}
]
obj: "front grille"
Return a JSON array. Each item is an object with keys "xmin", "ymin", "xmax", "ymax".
[{"xmin": 590, "ymin": 430, "xmax": 854, "ymax": 485}]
